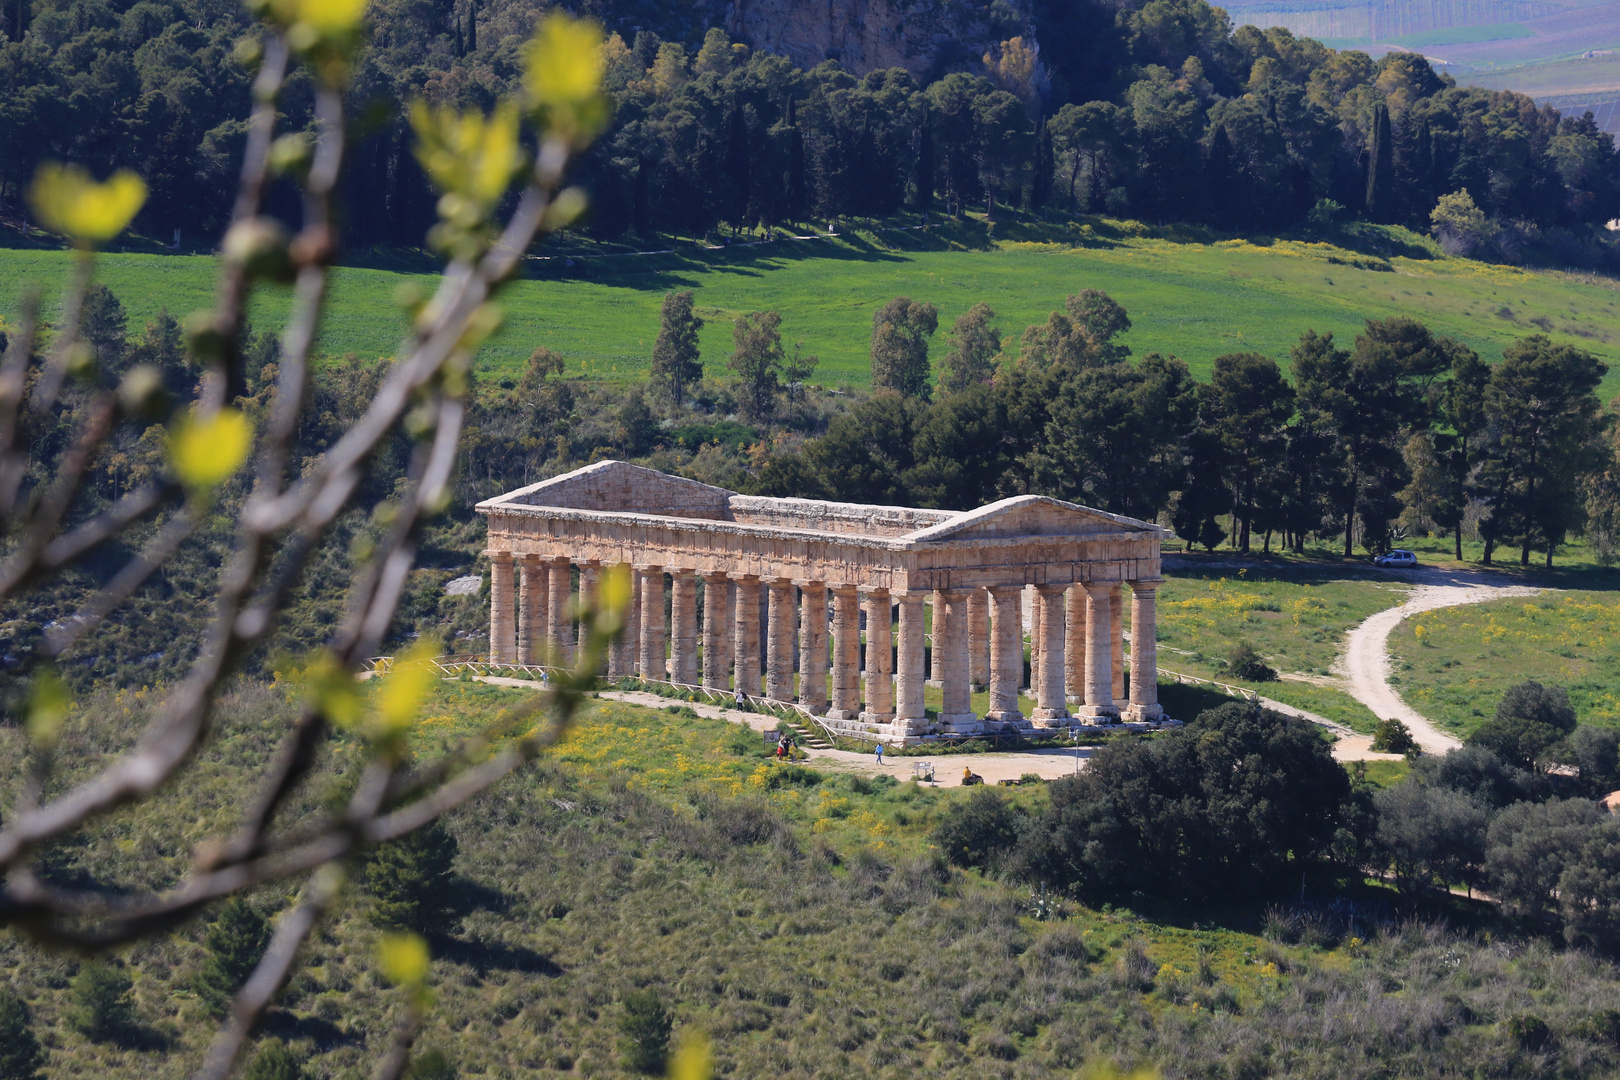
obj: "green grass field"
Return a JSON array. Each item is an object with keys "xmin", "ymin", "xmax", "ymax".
[
  {"xmin": 1151, "ymin": 564, "xmax": 1406, "ymax": 731},
  {"xmin": 1390, "ymin": 22, "xmax": 1533, "ymax": 46},
  {"xmin": 1387, "ymin": 589, "xmax": 1620, "ymax": 735},
  {"xmin": 4, "ymin": 218, "xmax": 1617, "ymax": 397}
]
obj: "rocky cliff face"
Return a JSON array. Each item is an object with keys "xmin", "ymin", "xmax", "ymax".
[{"xmin": 723, "ymin": 0, "xmax": 1036, "ymax": 81}]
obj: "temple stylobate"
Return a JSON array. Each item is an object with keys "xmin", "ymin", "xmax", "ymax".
[{"xmin": 476, "ymin": 460, "xmax": 1169, "ymax": 741}]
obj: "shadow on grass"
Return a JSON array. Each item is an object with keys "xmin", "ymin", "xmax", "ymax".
[
  {"xmin": 261, "ymin": 1008, "xmax": 362, "ymax": 1050},
  {"xmin": 428, "ymin": 931, "xmax": 564, "ymax": 977}
]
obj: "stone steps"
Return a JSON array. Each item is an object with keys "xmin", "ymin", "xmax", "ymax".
[{"xmin": 784, "ymin": 718, "xmax": 833, "ymax": 749}]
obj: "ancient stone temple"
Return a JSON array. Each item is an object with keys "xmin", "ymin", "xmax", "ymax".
[{"xmin": 477, "ymin": 461, "xmax": 1167, "ymax": 740}]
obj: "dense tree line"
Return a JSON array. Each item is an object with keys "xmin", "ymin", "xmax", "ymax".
[
  {"xmin": 4, "ymin": 0, "xmax": 1618, "ymax": 247},
  {"xmin": 746, "ymin": 289, "xmax": 1610, "ymax": 565}
]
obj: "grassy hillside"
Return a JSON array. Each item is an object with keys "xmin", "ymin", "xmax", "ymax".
[
  {"xmin": 11, "ymin": 679, "xmax": 1620, "ymax": 1079},
  {"xmin": 3, "ymin": 219, "xmax": 1617, "ymax": 398}
]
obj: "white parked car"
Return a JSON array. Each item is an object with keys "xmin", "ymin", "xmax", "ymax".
[{"xmin": 1373, "ymin": 549, "xmax": 1418, "ymax": 568}]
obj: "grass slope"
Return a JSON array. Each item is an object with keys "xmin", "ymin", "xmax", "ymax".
[
  {"xmin": 3, "ymin": 221, "xmax": 1617, "ymax": 397},
  {"xmin": 11, "ymin": 680, "xmax": 1620, "ymax": 1079}
]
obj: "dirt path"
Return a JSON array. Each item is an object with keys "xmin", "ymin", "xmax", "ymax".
[{"xmin": 1338, "ymin": 570, "xmax": 1543, "ymax": 755}]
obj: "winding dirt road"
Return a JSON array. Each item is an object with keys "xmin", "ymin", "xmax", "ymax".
[{"xmin": 1338, "ymin": 569, "xmax": 1543, "ymax": 754}]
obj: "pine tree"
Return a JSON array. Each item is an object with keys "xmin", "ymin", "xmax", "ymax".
[
  {"xmin": 195, "ymin": 898, "xmax": 271, "ymax": 1018},
  {"xmin": 650, "ymin": 290, "xmax": 703, "ymax": 406},
  {"xmin": 364, "ymin": 821, "xmax": 463, "ymax": 933},
  {"xmin": 618, "ymin": 990, "xmax": 671, "ymax": 1074},
  {"xmin": 80, "ymin": 283, "xmax": 128, "ymax": 380},
  {"xmin": 0, "ymin": 990, "xmax": 45, "ymax": 1080},
  {"xmin": 1365, "ymin": 102, "xmax": 1393, "ymax": 223}
]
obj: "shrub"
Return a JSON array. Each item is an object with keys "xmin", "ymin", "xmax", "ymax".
[
  {"xmin": 403, "ymin": 1048, "xmax": 455, "ymax": 1080},
  {"xmin": 1412, "ymin": 745, "xmax": 1538, "ymax": 808},
  {"xmin": 618, "ymin": 989, "xmax": 672, "ymax": 1074},
  {"xmin": 934, "ymin": 786, "xmax": 1024, "ymax": 872},
  {"xmin": 241, "ymin": 1040, "xmax": 305, "ymax": 1080},
  {"xmin": 195, "ymin": 898, "xmax": 271, "ymax": 1017},
  {"xmin": 67, "ymin": 960, "xmax": 135, "ymax": 1042},
  {"xmin": 1226, "ymin": 642, "xmax": 1276, "ymax": 682},
  {"xmin": 364, "ymin": 821, "xmax": 465, "ymax": 933},
  {"xmin": 1017, "ymin": 701, "xmax": 1351, "ymax": 900},
  {"xmin": 1370, "ymin": 718, "xmax": 1418, "ymax": 755},
  {"xmin": 1467, "ymin": 681, "xmax": 1578, "ymax": 771},
  {"xmin": 762, "ymin": 764, "xmax": 821, "ymax": 790},
  {"xmin": 1504, "ymin": 1013, "xmax": 1551, "ymax": 1051},
  {"xmin": 0, "ymin": 990, "xmax": 45, "ymax": 1080}
]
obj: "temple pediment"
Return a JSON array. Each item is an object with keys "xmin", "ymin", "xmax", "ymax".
[
  {"xmin": 482, "ymin": 460, "xmax": 734, "ymax": 520},
  {"xmin": 905, "ymin": 496, "xmax": 1164, "ymax": 542}
]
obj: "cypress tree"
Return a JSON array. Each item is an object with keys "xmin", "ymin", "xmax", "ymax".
[
  {"xmin": 632, "ymin": 155, "xmax": 650, "ymax": 237},
  {"xmin": 0, "ymin": 990, "xmax": 45, "ymax": 1080},
  {"xmin": 195, "ymin": 898, "xmax": 271, "ymax": 1018},
  {"xmin": 726, "ymin": 105, "xmax": 751, "ymax": 229},
  {"xmin": 465, "ymin": 0, "xmax": 475, "ymax": 52},
  {"xmin": 785, "ymin": 98, "xmax": 806, "ymax": 224},
  {"xmin": 1365, "ymin": 103, "xmax": 1393, "ymax": 222},
  {"xmin": 650, "ymin": 290, "xmax": 704, "ymax": 406},
  {"xmin": 1030, "ymin": 116, "xmax": 1053, "ymax": 210},
  {"xmin": 1205, "ymin": 124, "xmax": 1238, "ymax": 231},
  {"xmin": 364, "ymin": 821, "xmax": 463, "ymax": 933},
  {"xmin": 914, "ymin": 104, "xmax": 934, "ymax": 212}
]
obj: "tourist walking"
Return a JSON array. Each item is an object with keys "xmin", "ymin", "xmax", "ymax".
[{"xmin": 874, "ymin": 742, "xmax": 884, "ymax": 765}]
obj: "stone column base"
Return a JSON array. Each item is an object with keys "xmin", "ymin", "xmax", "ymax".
[
  {"xmin": 824, "ymin": 708, "xmax": 861, "ymax": 721},
  {"xmin": 1124, "ymin": 703, "xmax": 1164, "ymax": 722},
  {"xmin": 937, "ymin": 712, "xmax": 982, "ymax": 734},
  {"xmin": 985, "ymin": 709, "xmax": 1025, "ymax": 727},
  {"xmin": 1076, "ymin": 704, "xmax": 1120, "ymax": 721},
  {"xmin": 860, "ymin": 710, "xmax": 895, "ymax": 726},
  {"xmin": 1031, "ymin": 709, "xmax": 1072, "ymax": 726}
]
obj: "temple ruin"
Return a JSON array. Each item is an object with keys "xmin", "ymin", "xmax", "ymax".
[{"xmin": 476, "ymin": 460, "xmax": 1169, "ymax": 741}]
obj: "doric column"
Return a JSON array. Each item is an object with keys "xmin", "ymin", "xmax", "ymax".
[
  {"xmin": 967, "ymin": 588, "xmax": 989, "ymax": 688},
  {"xmin": 797, "ymin": 582, "xmax": 829, "ymax": 713},
  {"xmin": 732, "ymin": 575, "xmax": 761, "ymax": 696},
  {"xmin": 1033, "ymin": 585, "xmax": 1070, "ymax": 724},
  {"xmin": 986, "ymin": 585, "xmax": 1024, "ymax": 725},
  {"xmin": 1065, "ymin": 585, "xmax": 1087, "ymax": 704},
  {"xmin": 765, "ymin": 579, "xmax": 796, "ymax": 701},
  {"xmin": 575, "ymin": 562, "xmax": 600, "ymax": 654},
  {"xmin": 701, "ymin": 573, "xmax": 731, "ymax": 690},
  {"xmin": 828, "ymin": 585, "xmax": 862, "ymax": 720},
  {"xmin": 1111, "ymin": 582, "xmax": 1125, "ymax": 702},
  {"xmin": 1028, "ymin": 587, "xmax": 1041, "ymax": 691},
  {"xmin": 861, "ymin": 589, "xmax": 894, "ymax": 723},
  {"xmin": 546, "ymin": 559, "xmax": 573, "ymax": 666},
  {"xmin": 894, "ymin": 593, "xmax": 928, "ymax": 735},
  {"xmin": 1126, "ymin": 580, "xmax": 1165, "ymax": 721},
  {"xmin": 928, "ymin": 590, "xmax": 947, "ymax": 685},
  {"xmin": 517, "ymin": 554, "xmax": 546, "ymax": 665},
  {"xmin": 488, "ymin": 551, "xmax": 516, "ymax": 663},
  {"xmin": 670, "ymin": 570, "xmax": 699, "ymax": 685},
  {"xmin": 637, "ymin": 566, "xmax": 665, "ymax": 681},
  {"xmin": 620, "ymin": 572, "xmax": 641, "ymax": 677},
  {"xmin": 935, "ymin": 590, "xmax": 979, "ymax": 732},
  {"xmin": 1080, "ymin": 583, "xmax": 1118, "ymax": 719}
]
